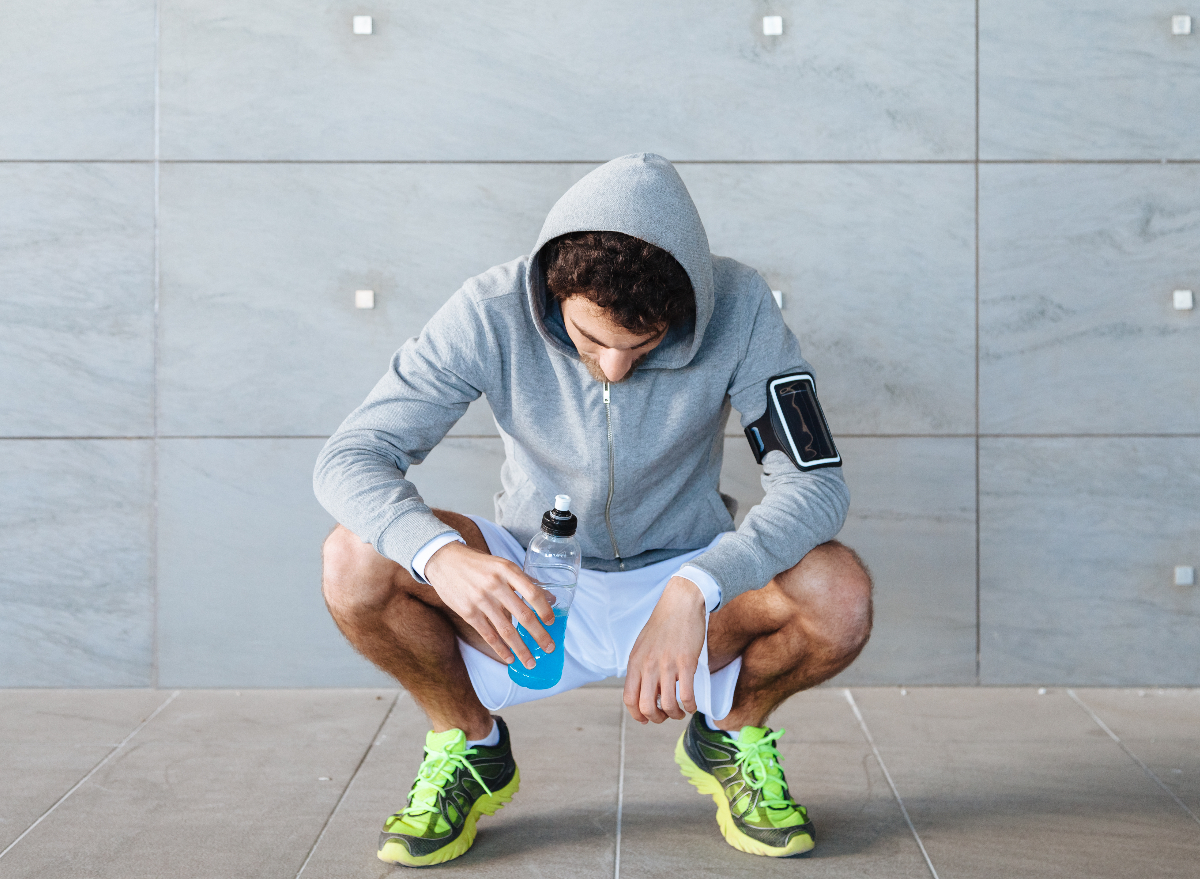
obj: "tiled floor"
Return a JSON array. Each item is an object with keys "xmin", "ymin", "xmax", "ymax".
[{"xmin": 0, "ymin": 687, "xmax": 1197, "ymax": 878}]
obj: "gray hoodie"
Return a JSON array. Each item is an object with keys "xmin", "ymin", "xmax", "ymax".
[{"xmin": 313, "ymin": 153, "xmax": 849, "ymax": 608}]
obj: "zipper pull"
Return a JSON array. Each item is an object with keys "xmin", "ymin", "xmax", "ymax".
[{"xmin": 603, "ymin": 381, "xmax": 610, "ymax": 404}]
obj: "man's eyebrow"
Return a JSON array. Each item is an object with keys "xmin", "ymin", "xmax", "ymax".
[
  {"xmin": 633, "ymin": 328, "xmax": 667, "ymax": 347},
  {"xmin": 569, "ymin": 319, "xmax": 666, "ymax": 349}
]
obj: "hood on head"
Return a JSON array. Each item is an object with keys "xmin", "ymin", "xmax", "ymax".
[{"xmin": 528, "ymin": 153, "xmax": 715, "ymax": 370}]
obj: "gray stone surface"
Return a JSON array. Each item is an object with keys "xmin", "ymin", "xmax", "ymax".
[
  {"xmin": 156, "ymin": 163, "xmax": 587, "ymax": 437},
  {"xmin": 980, "ymin": 164, "xmax": 1200, "ymax": 434},
  {"xmin": 683, "ymin": 163, "xmax": 977, "ymax": 436},
  {"xmin": 3, "ymin": 688, "xmax": 1200, "ymax": 875},
  {"xmin": 832, "ymin": 438, "xmax": 977, "ymax": 685},
  {"xmin": 159, "ymin": 1, "xmax": 974, "ymax": 161},
  {"xmin": 721, "ymin": 437, "xmax": 978, "ymax": 685},
  {"xmin": 298, "ymin": 689, "xmax": 620, "ymax": 878},
  {"xmin": 0, "ymin": 0, "xmax": 154, "ymax": 160},
  {"xmin": 0, "ymin": 690, "xmax": 169, "ymax": 850},
  {"xmin": 157, "ymin": 161, "xmax": 977, "ymax": 439},
  {"xmin": 0, "ymin": 164, "xmax": 155, "ymax": 437},
  {"xmin": 718, "ymin": 437, "xmax": 767, "ymax": 528},
  {"xmin": 404, "ymin": 437, "xmax": 506, "ymax": 520},
  {"xmin": 1071, "ymin": 688, "xmax": 1200, "ymax": 817},
  {"xmin": 156, "ymin": 438, "xmax": 393, "ymax": 688},
  {"xmin": 2, "ymin": 0, "xmax": 1198, "ymax": 697},
  {"xmin": 853, "ymin": 687, "xmax": 1200, "ymax": 877},
  {"xmin": 0, "ymin": 440, "xmax": 153, "ymax": 687},
  {"xmin": 0, "ymin": 690, "xmax": 394, "ymax": 878},
  {"xmin": 980, "ymin": 437, "xmax": 1200, "ymax": 685},
  {"xmin": 618, "ymin": 688, "xmax": 930, "ymax": 876},
  {"xmin": 981, "ymin": 1, "xmax": 1200, "ymax": 159}
]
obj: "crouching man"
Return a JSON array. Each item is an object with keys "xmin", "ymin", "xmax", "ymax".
[{"xmin": 315, "ymin": 153, "xmax": 872, "ymax": 866}]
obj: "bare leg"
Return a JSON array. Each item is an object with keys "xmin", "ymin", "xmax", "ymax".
[
  {"xmin": 706, "ymin": 541, "xmax": 873, "ymax": 730},
  {"xmin": 321, "ymin": 512, "xmax": 499, "ymax": 741}
]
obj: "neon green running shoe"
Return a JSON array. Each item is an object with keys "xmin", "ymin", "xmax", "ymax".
[
  {"xmin": 377, "ymin": 716, "xmax": 519, "ymax": 867},
  {"xmin": 675, "ymin": 711, "xmax": 815, "ymax": 857}
]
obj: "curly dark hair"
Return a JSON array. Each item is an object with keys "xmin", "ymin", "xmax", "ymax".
[{"xmin": 542, "ymin": 231, "xmax": 695, "ymax": 335}]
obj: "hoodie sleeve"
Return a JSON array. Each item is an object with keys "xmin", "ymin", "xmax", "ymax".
[
  {"xmin": 683, "ymin": 282, "xmax": 850, "ymax": 607},
  {"xmin": 312, "ymin": 289, "xmax": 494, "ymax": 570}
]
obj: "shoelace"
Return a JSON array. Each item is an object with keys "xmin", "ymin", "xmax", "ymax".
[
  {"xmin": 401, "ymin": 744, "xmax": 493, "ymax": 818},
  {"xmin": 732, "ymin": 729, "xmax": 797, "ymax": 810}
]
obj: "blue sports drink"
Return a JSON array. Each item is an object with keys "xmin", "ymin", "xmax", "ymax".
[
  {"xmin": 507, "ymin": 613, "xmax": 569, "ymax": 689},
  {"xmin": 508, "ymin": 495, "xmax": 580, "ymax": 690}
]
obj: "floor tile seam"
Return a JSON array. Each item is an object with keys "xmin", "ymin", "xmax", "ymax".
[
  {"xmin": 613, "ymin": 708, "xmax": 626, "ymax": 879},
  {"xmin": 0, "ymin": 689, "xmax": 180, "ymax": 861},
  {"xmin": 293, "ymin": 691, "xmax": 403, "ymax": 879},
  {"xmin": 843, "ymin": 689, "xmax": 940, "ymax": 879},
  {"xmin": 1066, "ymin": 689, "xmax": 1200, "ymax": 828}
]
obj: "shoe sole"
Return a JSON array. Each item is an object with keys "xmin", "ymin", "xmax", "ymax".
[
  {"xmin": 674, "ymin": 734, "xmax": 815, "ymax": 858},
  {"xmin": 377, "ymin": 767, "xmax": 521, "ymax": 867}
]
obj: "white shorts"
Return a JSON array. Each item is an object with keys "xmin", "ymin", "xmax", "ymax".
[{"xmin": 459, "ymin": 516, "xmax": 742, "ymax": 721}]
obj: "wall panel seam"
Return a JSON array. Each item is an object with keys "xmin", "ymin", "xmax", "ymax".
[
  {"xmin": 6, "ymin": 434, "xmax": 1200, "ymax": 442},
  {"xmin": 4, "ymin": 159, "xmax": 1200, "ymax": 165},
  {"xmin": 974, "ymin": 0, "xmax": 982, "ymax": 687},
  {"xmin": 151, "ymin": 0, "xmax": 162, "ymax": 690}
]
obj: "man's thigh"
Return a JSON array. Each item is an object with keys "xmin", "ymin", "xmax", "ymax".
[
  {"xmin": 704, "ymin": 540, "xmax": 871, "ymax": 671},
  {"xmin": 323, "ymin": 509, "xmax": 493, "ymax": 637}
]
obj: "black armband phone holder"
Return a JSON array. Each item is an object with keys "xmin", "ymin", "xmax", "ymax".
[{"xmin": 744, "ymin": 372, "xmax": 841, "ymax": 470}]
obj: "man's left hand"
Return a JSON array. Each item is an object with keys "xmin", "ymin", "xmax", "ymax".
[{"xmin": 623, "ymin": 576, "xmax": 706, "ymax": 724}]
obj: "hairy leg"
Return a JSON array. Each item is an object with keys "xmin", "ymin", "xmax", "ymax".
[
  {"xmin": 706, "ymin": 541, "xmax": 873, "ymax": 730},
  {"xmin": 321, "ymin": 512, "xmax": 498, "ymax": 740}
]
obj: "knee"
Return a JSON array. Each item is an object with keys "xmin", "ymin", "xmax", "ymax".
[
  {"xmin": 321, "ymin": 526, "xmax": 397, "ymax": 618},
  {"xmin": 788, "ymin": 542, "xmax": 873, "ymax": 661}
]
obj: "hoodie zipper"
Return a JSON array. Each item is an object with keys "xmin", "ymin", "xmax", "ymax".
[{"xmin": 602, "ymin": 381, "xmax": 624, "ymax": 569}]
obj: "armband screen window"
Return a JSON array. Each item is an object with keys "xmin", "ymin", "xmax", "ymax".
[{"xmin": 744, "ymin": 373, "xmax": 841, "ymax": 471}]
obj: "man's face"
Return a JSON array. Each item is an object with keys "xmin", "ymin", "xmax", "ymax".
[{"xmin": 560, "ymin": 296, "xmax": 667, "ymax": 384}]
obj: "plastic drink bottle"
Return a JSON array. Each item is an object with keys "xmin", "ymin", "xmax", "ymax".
[{"xmin": 507, "ymin": 494, "xmax": 580, "ymax": 690}]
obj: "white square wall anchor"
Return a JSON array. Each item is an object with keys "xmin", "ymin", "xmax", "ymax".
[
  {"xmin": 763, "ymin": 16, "xmax": 783, "ymax": 36},
  {"xmin": 353, "ymin": 15, "xmax": 373, "ymax": 35},
  {"xmin": 1175, "ymin": 566, "xmax": 1196, "ymax": 586},
  {"xmin": 1173, "ymin": 289, "xmax": 1194, "ymax": 310},
  {"xmin": 1172, "ymin": 14, "xmax": 1192, "ymax": 35},
  {"xmin": 355, "ymin": 289, "xmax": 375, "ymax": 309},
  {"xmin": 771, "ymin": 290, "xmax": 784, "ymax": 308}
]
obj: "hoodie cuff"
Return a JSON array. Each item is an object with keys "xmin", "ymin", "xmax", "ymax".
[
  {"xmin": 375, "ymin": 507, "xmax": 463, "ymax": 579},
  {"xmin": 673, "ymin": 564, "xmax": 723, "ymax": 613},
  {"xmin": 410, "ymin": 532, "xmax": 466, "ymax": 584}
]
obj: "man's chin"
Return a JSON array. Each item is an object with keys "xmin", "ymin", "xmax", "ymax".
[{"xmin": 582, "ymin": 358, "xmax": 609, "ymax": 383}]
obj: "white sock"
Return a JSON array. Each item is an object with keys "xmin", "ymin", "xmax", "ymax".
[
  {"xmin": 705, "ymin": 714, "xmax": 738, "ymax": 740},
  {"xmin": 467, "ymin": 719, "xmax": 499, "ymax": 749}
]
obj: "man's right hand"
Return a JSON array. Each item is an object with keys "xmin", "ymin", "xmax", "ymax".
[{"xmin": 423, "ymin": 541, "xmax": 556, "ymax": 669}]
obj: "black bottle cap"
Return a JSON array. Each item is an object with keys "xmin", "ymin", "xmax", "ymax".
[{"xmin": 541, "ymin": 496, "xmax": 577, "ymax": 537}]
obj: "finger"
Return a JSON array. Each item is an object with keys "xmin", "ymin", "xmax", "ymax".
[
  {"xmin": 677, "ymin": 664, "xmax": 698, "ymax": 715},
  {"xmin": 623, "ymin": 673, "xmax": 648, "ymax": 724},
  {"xmin": 482, "ymin": 606, "xmax": 538, "ymax": 670},
  {"xmin": 658, "ymin": 670, "xmax": 685, "ymax": 721},
  {"xmin": 469, "ymin": 615, "xmax": 515, "ymax": 665},
  {"xmin": 639, "ymin": 676, "xmax": 668, "ymax": 724},
  {"xmin": 496, "ymin": 588, "xmax": 555, "ymax": 653},
  {"xmin": 508, "ymin": 571, "xmax": 556, "ymax": 625}
]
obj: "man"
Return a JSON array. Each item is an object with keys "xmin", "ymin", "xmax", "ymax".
[{"xmin": 315, "ymin": 153, "xmax": 872, "ymax": 866}]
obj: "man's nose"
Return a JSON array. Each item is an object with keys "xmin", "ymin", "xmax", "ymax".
[{"xmin": 599, "ymin": 349, "xmax": 635, "ymax": 382}]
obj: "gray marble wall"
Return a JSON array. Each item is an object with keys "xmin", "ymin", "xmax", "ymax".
[{"xmin": 1, "ymin": 1, "xmax": 1197, "ymax": 686}]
